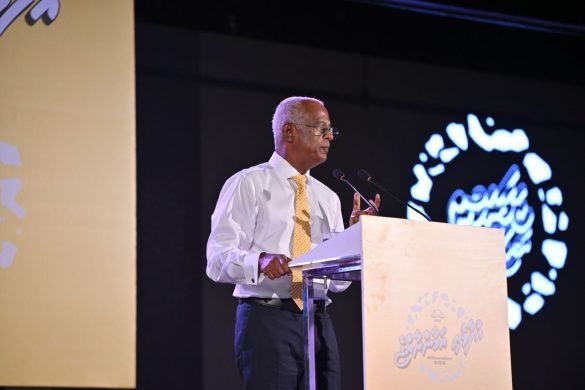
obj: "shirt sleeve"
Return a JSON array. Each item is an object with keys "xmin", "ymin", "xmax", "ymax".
[{"xmin": 206, "ymin": 173, "xmax": 262, "ymax": 285}]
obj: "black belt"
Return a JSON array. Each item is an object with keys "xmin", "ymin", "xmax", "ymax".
[{"xmin": 239, "ymin": 297, "xmax": 326, "ymax": 313}]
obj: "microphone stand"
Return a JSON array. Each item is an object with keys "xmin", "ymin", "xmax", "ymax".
[
  {"xmin": 358, "ymin": 169, "xmax": 431, "ymax": 222},
  {"xmin": 332, "ymin": 169, "xmax": 379, "ymax": 214}
]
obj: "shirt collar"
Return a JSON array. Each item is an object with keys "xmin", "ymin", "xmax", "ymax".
[{"xmin": 268, "ymin": 152, "xmax": 312, "ymax": 183}]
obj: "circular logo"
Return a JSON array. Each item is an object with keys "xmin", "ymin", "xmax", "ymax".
[
  {"xmin": 393, "ymin": 291, "xmax": 483, "ymax": 383},
  {"xmin": 407, "ymin": 114, "xmax": 569, "ymax": 330}
]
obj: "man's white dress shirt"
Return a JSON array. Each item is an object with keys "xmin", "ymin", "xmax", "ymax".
[{"xmin": 206, "ymin": 152, "xmax": 350, "ymax": 299}]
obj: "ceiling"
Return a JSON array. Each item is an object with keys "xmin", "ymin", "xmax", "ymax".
[
  {"xmin": 135, "ymin": 0, "xmax": 585, "ymax": 84},
  {"xmin": 360, "ymin": 0, "xmax": 584, "ymax": 26}
]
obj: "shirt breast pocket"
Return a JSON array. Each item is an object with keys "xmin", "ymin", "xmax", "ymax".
[{"xmin": 310, "ymin": 201, "xmax": 333, "ymax": 245}]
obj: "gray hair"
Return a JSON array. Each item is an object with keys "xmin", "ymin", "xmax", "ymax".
[{"xmin": 271, "ymin": 96, "xmax": 324, "ymax": 147}]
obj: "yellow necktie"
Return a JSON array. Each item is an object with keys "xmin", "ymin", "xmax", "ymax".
[{"xmin": 291, "ymin": 175, "xmax": 311, "ymax": 310}]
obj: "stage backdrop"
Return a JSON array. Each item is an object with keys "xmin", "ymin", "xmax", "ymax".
[{"xmin": 0, "ymin": 0, "xmax": 135, "ymax": 388}]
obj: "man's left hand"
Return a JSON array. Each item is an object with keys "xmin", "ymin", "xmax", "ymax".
[{"xmin": 349, "ymin": 192, "xmax": 381, "ymax": 226}]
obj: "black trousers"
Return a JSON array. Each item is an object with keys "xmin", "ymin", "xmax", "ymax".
[{"xmin": 235, "ymin": 300, "xmax": 341, "ymax": 390}]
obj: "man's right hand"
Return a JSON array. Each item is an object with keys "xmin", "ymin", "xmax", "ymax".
[{"xmin": 259, "ymin": 253, "xmax": 292, "ymax": 280}]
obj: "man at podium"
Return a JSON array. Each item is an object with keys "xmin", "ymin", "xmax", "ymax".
[{"xmin": 206, "ymin": 96, "xmax": 379, "ymax": 390}]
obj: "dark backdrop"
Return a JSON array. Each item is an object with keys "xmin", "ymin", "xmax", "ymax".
[{"xmin": 135, "ymin": 10, "xmax": 585, "ymax": 390}]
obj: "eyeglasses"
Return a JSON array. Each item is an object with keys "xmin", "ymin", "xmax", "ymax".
[{"xmin": 290, "ymin": 123, "xmax": 340, "ymax": 138}]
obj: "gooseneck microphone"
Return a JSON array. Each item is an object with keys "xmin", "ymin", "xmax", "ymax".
[
  {"xmin": 332, "ymin": 169, "xmax": 379, "ymax": 214},
  {"xmin": 357, "ymin": 169, "xmax": 432, "ymax": 222}
]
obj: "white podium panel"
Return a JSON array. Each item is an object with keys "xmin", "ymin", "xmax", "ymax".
[{"xmin": 361, "ymin": 216, "xmax": 512, "ymax": 389}]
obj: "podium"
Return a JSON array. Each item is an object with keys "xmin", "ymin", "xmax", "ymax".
[{"xmin": 290, "ymin": 216, "xmax": 513, "ymax": 390}]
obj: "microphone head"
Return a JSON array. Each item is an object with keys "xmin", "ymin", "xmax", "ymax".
[
  {"xmin": 357, "ymin": 169, "xmax": 372, "ymax": 182},
  {"xmin": 332, "ymin": 169, "xmax": 345, "ymax": 181}
]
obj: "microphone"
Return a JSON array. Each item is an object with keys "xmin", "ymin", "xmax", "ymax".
[
  {"xmin": 357, "ymin": 169, "xmax": 432, "ymax": 221},
  {"xmin": 332, "ymin": 169, "xmax": 379, "ymax": 214}
]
